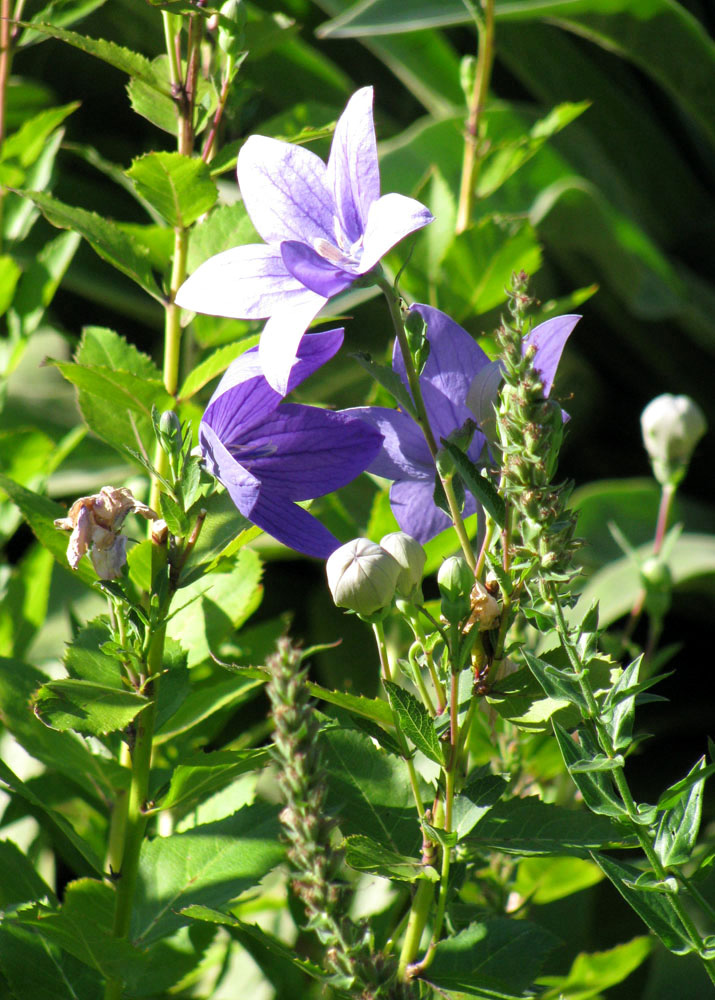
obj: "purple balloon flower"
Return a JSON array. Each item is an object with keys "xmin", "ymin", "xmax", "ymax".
[
  {"xmin": 200, "ymin": 328, "xmax": 383, "ymax": 558},
  {"xmin": 348, "ymin": 306, "xmax": 580, "ymax": 544},
  {"xmin": 176, "ymin": 87, "xmax": 433, "ymax": 394}
]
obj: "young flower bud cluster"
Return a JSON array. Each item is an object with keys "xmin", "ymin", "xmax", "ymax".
[
  {"xmin": 495, "ymin": 274, "xmax": 578, "ymax": 588},
  {"xmin": 326, "ymin": 533, "xmax": 425, "ymax": 619},
  {"xmin": 266, "ymin": 637, "xmax": 411, "ymax": 999}
]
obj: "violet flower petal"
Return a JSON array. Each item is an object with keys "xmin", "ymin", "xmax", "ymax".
[
  {"xmin": 236, "ymin": 404, "xmax": 382, "ymax": 500},
  {"xmin": 237, "ymin": 135, "xmax": 335, "ymax": 246},
  {"xmin": 359, "ymin": 193, "xmax": 434, "ymax": 275},
  {"xmin": 327, "ymin": 86, "xmax": 380, "ymax": 245},
  {"xmin": 175, "ymin": 244, "xmax": 311, "ymax": 319},
  {"xmin": 247, "ymin": 491, "xmax": 342, "ymax": 559},
  {"xmin": 343, "ymin": 405, "xmax": 432, "ymax": 481},
  {"xmin": 389, "ymin": 479, "xmax": 452, "ymax": 544},
  {"xmin": 524, "ymin": 314, "xmax": 581, "ymax": 396},
  {"xmin": 205, "ymin": 328, "xmax": 345, "ymax": 440},
  {"xmin": 281, "ymin": 241, "xmax": 357, "ymax": 298}
]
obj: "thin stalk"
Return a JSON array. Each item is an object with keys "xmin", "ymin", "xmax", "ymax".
[
  {"xmin": 622, "ymin": 480, "xmax": 676, "ymax": 643},
  {"xmin": 0, "ymin": 0, "xmax": 14, "ymax": 247},
  {"xmin": 373, "ymin": 620, "xmax": 425, "ymax": 818},
  {"xmin": 397, "ymin": 879, "xmax": 434, "ymax": 980},
  {"xmin": 202, "ymin": 72, "xmax": 231, "ymax": 163},
  {"xmin": 409, "ymin": 643, "xmax": 436, "ymax": 716},
  {"xmin": 377, "ymin": 276, "xmax": 475, "ymax": 570},
  {"xmin": 408, "ymin": 609, "xmax": 446, "ymax": 711},
  {"xmin": 455, "ymin": 0, "xmax": 495, "ymax": 234}
]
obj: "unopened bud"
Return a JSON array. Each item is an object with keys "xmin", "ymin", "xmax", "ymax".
[
  {"xmin": 438, "ymin": 555, "xmax": 474, "ymax": 623},
  {"xmin": 640, "ymin": 555, "xmax": 672, "ymax": 620},
  {"xmin": 326, "ymin": 538, "xmax": 400, "ymax": 618},
  {"xmin": 379, "ymin": 531, "xmax": 425, "ymax": 601},
  {"xmin": 641, "ymin": 394, "xmax": 706, "ymax": 485}
]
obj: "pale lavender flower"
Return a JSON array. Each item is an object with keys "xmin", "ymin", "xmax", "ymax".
[
  {"xmin": 349, "ymin": 307, "xmax": 579, "ymax": 543},
  {"xmin": 176, "ymin": 87, "xmax": 433, "ymax": 394},
  {"xmin": 199, "ymin": 328, "xmax": 382, "ymax": 558}
]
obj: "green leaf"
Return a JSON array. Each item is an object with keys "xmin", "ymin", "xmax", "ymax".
[
  {"xmin": 177, "ymin": 489, "xmax": 255, "ymax": 587},
  {"xmin": 514, "ymin": 856, "xmax": 603, "ymax": 906},
  {"xmin": 0, "ymin": 253, "xmax": 21, "ymax": 315},
  {"xmin": 384, "ymin": 679, "xmax": 444, "ymax": 764},
  {"xmin": 178, "ymin": 337, "xmax": 259, "ymax": 401},
  {"xmin": 154, "ymin": 674, "xmax": 264, "ymax": 745},
  {"xmin": 654, "ymin": 757, "xmax": 707, "ymax": 867},
  {"xmin": 0, "ymin": 543, "xmax": 54, "ymax": 658},
  {"xmin": 523, "ymin": 649, "xmax": 589, "ymax": 711},
  {"xmin": 575, "ymin": 533, "xmax": 715, "ymax": 627},
  {"xmin": 9, "ymin": 230, "xmax": 81, "ymax": 336},
  {"xmin": 442, "ymin": 442, "xmax": 506, "ymax": 528},
  {"xmin": 538, "ymin": 935, "xmax": 652, "ymax": 999},
  {"xmin": 17, "ymin": 878, "xmax": 137, "ymax": 979},
  {"xmin": 320, "ymin": 726, "xmax": 421, "ymax": 855},
  {"xmin": 350, "ymin": 351, "xmax": 418, "ymax": 418},
  {"xmin": 0, "ymin": 473, "xmax": 97, "ymax": 583},
  {"xmin": 2, "ymin": 102, "xmax": 80, "ymax": 167},
  {"xmin": 168, "ymin": 547, "xmax": 263, "ymax": 668},
  {"xmin": 657, "ymin": 758, "xmax": 715, "ymax": 811},
  {"xmin": 33, "ymin": 678, "xmax": 150, "ymax": 737},
  {"xmin": 306, "ymin": 679, "xmax": 394, "ymax": 729},
  {"xmin": 65, "ymin": 619, "xmax": 123, "ymax": 686},
  {"xmin": 4, "ymin": 128, "xmax": 63, "ymax": 242},
  {"xmin": 452, "ymin": 767, "xmax": 508, "ymax": 839},
  {"xmin": 186, "ymin": 199, "xmax": 260, "ymax": 271},
  {"xmin": 0, "ymin": 839, "xmax": 55, "ymax": 909},
  {"xmin": 591, "ymin": 852, "xmax": 694, "ymax": 954},
  {"xmin": 16, "ymin": 22, "xmax": 167, "ymax": 90},
  {"xmin": 0, "ymin": 759, "xmax": 103, "ymax": 873},
  {"xmin": 0, "ymin": 923, "xmax": 103, "ymax": 1000},
  {"xmin": 18, "ymin": 0, "xmax": 111, "ymax": 46},
  {"xmin": 428, "ymin": 918, "xmax": 560, "ymax": 997},
  {"xmin": 19, "ymin": 190, "xmax": 163, "ymax": 299},
  {"xmin": 554, "ymin": 722, "xmax": 627, "ymax": 818},
  {"xmin": 153, "ymin": 748, "xmax": 270, "ymax": 814},
  {"xmin": 601, "ymin": 655, "xmax": 643, "ymax": 751},
  {"xmin": 132, "ymin": 801, "xmax": 285, "ymax": 945},
  {"xmin": 465, "ymin": 796, "xmax": 635, "ymax": 857},
  {"xmin": 343, "ymin": 834, "xmax": 438, "ymax": 882},
  {"xmin": 126, "ymin": 152, "xmax": 218, "ymax": 228}
]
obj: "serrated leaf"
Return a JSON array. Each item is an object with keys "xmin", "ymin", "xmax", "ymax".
[
  {"xmin": 306, "ymin": 679, "xmax": 394, "ymax": 728},
  {"xmin": 127, "ymin": 152, "xmax": 218, "ymax": 229},
  {"xmin": 168, "ymin": 547, "xmax": 263, "ymax": 667},
  {"xmin": 154, "ymin": 673, "xmax": 264, "ymax": 745},
  {"xmin": 602, "ymin": 655, "xmax": 643, "ymax": 751},
  {"xmin": 442, "ymin": 441, "xmax": 505, "ymax": 527},
  {"xmin": 465, "ymin": 796, "xmax": 635, "ymax": 858},
  {"xmin": 17, "ymin": 22, "xmax": 166, "ymax": 90},
  {"xmin": 33, "ymin": 678, "xmax": 149, "ymax": 736},
  {"xmin": 0, "ymin": 839, "xmax": 55, "ymax": 909},
  {"xmin": 514, "ymin": 856, "xmax": 603, "ymax": 906},
  {"xmin": 554, "ymin": 722, "xmax": 627, "ymax": 818},
  {"xmin": 654, "ymin": 757, "xmax": 706, "ymax": 867},
  {"xmin": 523, "ymin": 649, "xmax": 588, "ymax": 710},
  {"xmin": 592, "ymin": 852, "xmax": 694, "ymax": 955},
  {"xmin": 19, "ymin": 190, "xmax": 163, "ymax": 299},
  {"xmin": 132, "ymin": 801, "xmax": 285, "ymax": 945},
  {"xmin": 2, "ymin": 102, "xmax": 80, "ymax": 167},
  {"xmin": 343, "ymin": 834, "xmax": 438, "ymax": 882},
  {"xmin": 453, "ymin": 767, "xmax": 508, "ymax": 839},
  {"xmin": 153, "ymin": 748, "xmax": 269, "ymax": 814},
  {"xmin": 539, "ymin": 935, "xmax": 652, "ymax": 999},
  {"xmin": 64, "ymin": 619, "xmax": 124, "ymax": 687},
  {"xmin": 428, "ymin": 918, "xmax": 559, "ymax": 997},
  {"xmin": 320, "ymin": 726, "xmax": 421, "ymax": 855},
  {"xmin": 0, "ymin": 922, "xmax": 104, "ymax": 1000},
  {"xmin": 657, "ymin": 758, "xmax": 715, "ymax": 811},
  {"xmin": 384, "ymin": 679, "xmax": 444, "ymax": 764}
]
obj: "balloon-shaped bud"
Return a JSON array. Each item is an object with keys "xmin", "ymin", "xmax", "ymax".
[
  {"xmin": 379, "ymin": 531, "xmax": 425, "ymax": 601},
  {"xmin": 640, "ymin": 394, "xmax": 706, "ymax": 485},
  {"xmin": 437, "ymin": 555, "xmax": 474, "ymax": 623},
  {"xmin": 326, "ymin": 538, "xmax": 401, "ymax": 618}
]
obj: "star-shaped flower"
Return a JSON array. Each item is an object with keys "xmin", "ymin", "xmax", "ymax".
[
  {"xmin": 349, "ymin": 306, "xmax": 579, "ymax": 543},
  {"xmin": 199, "ymin": 327, "xmax": 383, "ymax": 558},
  {"xmin": 176, "ymin": 87, "xmax": 433, "ymax": 393}
]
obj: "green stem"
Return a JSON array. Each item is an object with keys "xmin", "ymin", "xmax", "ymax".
[
  {"xmin": 397, "ymin": 878, "xmax": 434, "ymax": 980},
  {"xmin": 0, "ymin": 0, "xmax": 14, "ymax": 249},
  {"xmin": 551, "ymin": 588, "xmax": 713, "ymax": 965},
  {"xmin": 408, "ymin": 608, "xmax": 446, "ymax": 711},
  {"xmin": 372, "ymin": 621, "xmax": 425, "ymax": 818},
  {"xmin": 455, "ymin": 0, "xmax": 495, "ymax": 234},
  {"xmin": 377, "ymin": 276, "xmax": 475, "ymax": 570}
]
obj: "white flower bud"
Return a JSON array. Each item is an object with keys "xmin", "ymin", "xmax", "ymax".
[
  {"xmin": 378, "ymin": 531, "xmax": 425, "ymax": 600},
  {"xmin": 640, "ymin": 394, "xmax": 706, "ymax": 485},
  {"xmin": 326, "ymin": 538, "xmax": 401, "ymax": 617}
]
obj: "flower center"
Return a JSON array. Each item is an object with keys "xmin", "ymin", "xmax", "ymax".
[{"xmin": 313, "ymin": 234, "xmax": 363, "ymax": 268}]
